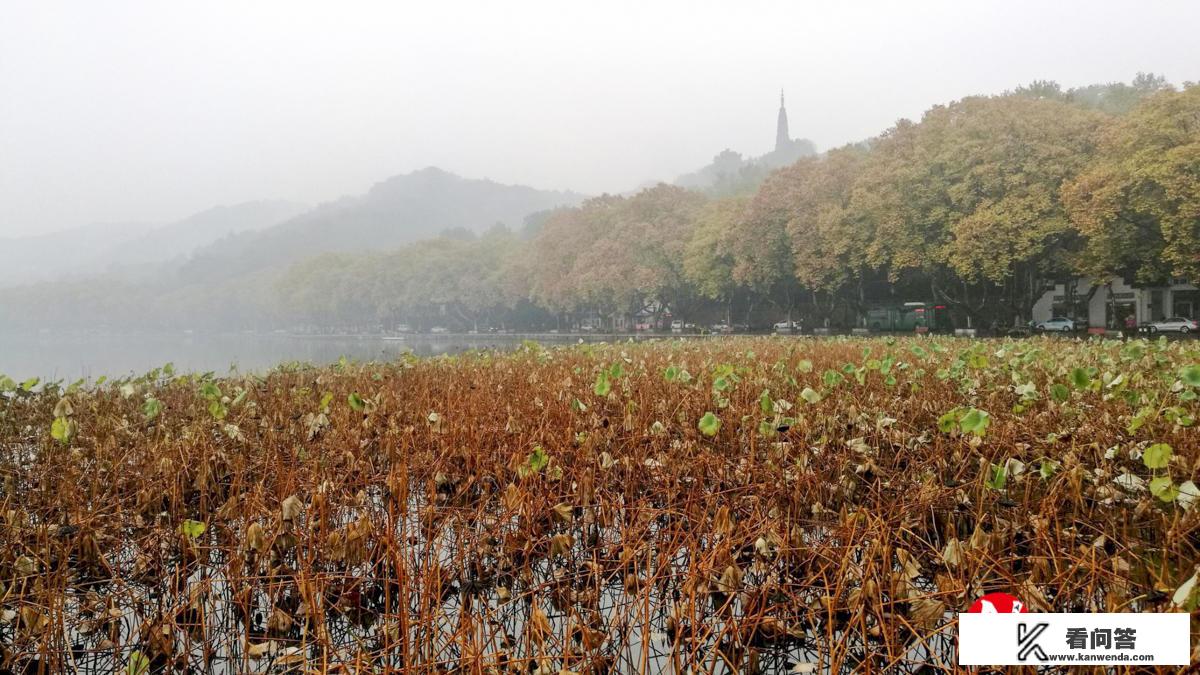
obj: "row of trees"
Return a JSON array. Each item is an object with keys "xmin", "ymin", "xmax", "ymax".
[{"xmin": 273, "ymin": 80, "xmax": 1199, "ymax": 331}]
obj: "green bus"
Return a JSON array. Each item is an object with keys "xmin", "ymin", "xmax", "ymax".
[{"xmin": 864, "ymin": 302, "xmax": 953, "ymax": 333}]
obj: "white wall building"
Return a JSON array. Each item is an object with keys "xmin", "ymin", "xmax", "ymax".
[{"xmin": 1033, "ymin": 277, "xmax": 1200, "ymax": 329}]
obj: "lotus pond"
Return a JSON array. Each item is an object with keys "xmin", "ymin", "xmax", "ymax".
[{"xmin": 1, "ymin": 336, "xmax": 1199, "ymax": 673}]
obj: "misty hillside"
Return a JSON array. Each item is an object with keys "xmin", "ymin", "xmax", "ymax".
[
  {"xmin": 0, "ymin": 201, "xmax": 307, "ymax": 287},
  {"xmin": 111, "ymin": 200, "xmax": 308, "ymax": 270},
  {"xmin": 175, "ymin": 168, "xmax": 585, "ymax": 283},
  {"xmin": 676, "ymin": 141, "xmax": 818, "ymax": 196},
  {"xmin": 0, "ymin": 221, "xmax": 156, "ymax": 287}
]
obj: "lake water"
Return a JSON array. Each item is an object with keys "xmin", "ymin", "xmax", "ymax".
[{"xmin": 0, "ymin": 331, "xmax": 620, "ymax": 382}]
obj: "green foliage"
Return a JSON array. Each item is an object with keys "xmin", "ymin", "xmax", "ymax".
[
  {"xmin": 1143, "ymin": 443, "xmax": 1172, "ymax": 470},
  {"xmin": 180, "ymin": 519, "xmax": 207, "ymax": 539},
  {"xmin": 1180, "ymin": 365, "xmax": 1200, "ymax": 388},
  {"xmin": 984, "ymin": 462, "xmax": 1008, "ymax": 491},
  {"xmin": 759, "ymin": 389, "xmax": 773, "ymax": 414},
  {"xmin": 1150, "ymin": 475, "xmax": 1179, "ymax": 502},
  {"xmin": 697, "ymin": 411, "xmax": 721, "ymax": 437},
  {"xmin": 142, "ymin": 397, "xmax": 162, "ymax": 421},
  {"xmin": 200, "ymin": 382, "xmax": 221, "ymax": 400},
  {"xmin": 1039, "ymin": 458, "xmax": 1059, "ymax": 479},
  {"xmin": 127, "ymin": 651, "xmax": 151, "ymax": 675},
  {"xmin": 593, "ymin": 371, "xmax": 612, "ymax": 397},
  {"xmin": 938, "ymin": 406, "xmax": 990, "ymax": 437},
  {"xmin": 527, "ymin": 446, "xmax": 549, "ymax": 473},
  {"xmin": 1121, "ymin": 343, "xmax": 1146, "ymax": 361},
  {"xmin": 207, "ymin": 400, "xmax": 228, "ymax": 421},
  {"xmin": 1070, "ymin": 367, "xmax": 1090, "ymax": 389},
  {"xmin": 348, "ymin": 392, "xmax": 366, "ymax": 412},
  {"xmin": 936, "ymin": 411, "xmax": 957, "ymax": 434},
  {"xmin": 50, "ymin": 417, "xmax": 74, "ymax": 444},
  {"xmin": 958, "ymin": 408, "xmax": 990, "ymax": 436}
]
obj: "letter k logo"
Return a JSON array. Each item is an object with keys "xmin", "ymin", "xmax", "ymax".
[{"xmin": 1017, "ymin": 622, "xmax": 1049, "ymax": 662}]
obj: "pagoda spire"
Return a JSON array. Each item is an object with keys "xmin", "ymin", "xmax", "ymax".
[{"xmin": 775, "ymin": 89, "xmax": 790, "ymax": 152}]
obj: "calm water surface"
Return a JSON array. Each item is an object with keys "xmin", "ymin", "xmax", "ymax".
[{"xmin": 0, "ymin": 331, "xmax": 616, "ymax": 381}]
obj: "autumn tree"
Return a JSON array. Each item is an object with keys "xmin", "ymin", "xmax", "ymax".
[
  {"xmin": 684, "ymin": 196, "xmax": 747, "ymax": 323},
  {"xmin": 1064, "ymin": 85, "xmax": 1200, "ymax": 283},
  {"xmin": 779, "ymin": 146, "xmax": 873, "ymax": 320},
  {"xmin": 735, "ymin": 166, "xmax": 811, "ymax": 323},
  {"xmin": 846, "ymin": 94, "xmax": 1107, "ymax": 325},
  {"xmin": 588, "ymin": 184, "xmax": 705, "ymax": 321},
  {"xmin": 527, "ymin": 195, "xmax": 624, "ymax": 320}
]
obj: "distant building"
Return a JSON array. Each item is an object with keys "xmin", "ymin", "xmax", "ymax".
[
  {"xmin": 674, "ymin": 90, "xmax": 816, "ymax": 192},
  {"xmin": 776, "ymin": 89, "xmax": 791, "ymax": 152},
  {"xmin": 1033, "ymin": 277, "xmax": 1200, "ymax": 330},
  {"xmin": 763, "ymin": 89, "xmax": 817, "ymax": 168}
]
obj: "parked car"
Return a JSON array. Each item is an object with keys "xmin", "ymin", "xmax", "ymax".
[
  {"xmin": 1144, "ymin": 317, "xmax": 1198, "ymax": 334},
  {"xmin": 1033, "ymin": 317, "xmax": 1077, "ymax": 332},
  {"xmin": 670, "ymin": 320, "xmax": 684, "ymax": 332},
  {"xmin": 429, "ymin": 326, "xmax": 449, "ymax": 334},
  {"xmin": 773, "ymin": 320, "xmax": 800, "ymax": 332}
]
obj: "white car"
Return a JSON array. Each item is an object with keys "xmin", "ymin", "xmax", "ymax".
[
  {"xmin": 1034, "ymin": 317, "xmax": 1077, "ymax": 332},
  {"xmin": 1145, "ymin": 317, "xmax": 1198, "ymax": 334},
  {"xmin": 773, "ymin": 320, "xmax": 799, "ymax": 332}
]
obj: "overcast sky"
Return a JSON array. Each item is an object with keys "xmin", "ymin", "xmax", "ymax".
[{"xmin": 1, "ymin": 1, "xmax": 1197, "ymax": 237}]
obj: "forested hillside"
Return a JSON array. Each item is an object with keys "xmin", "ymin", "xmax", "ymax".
[{"xmin": 174, "ymin": 168, "xmax": 584, "ymax": 284}]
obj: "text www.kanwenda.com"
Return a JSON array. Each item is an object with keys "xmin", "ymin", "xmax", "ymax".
[{"xmin": 1038, "ymin": 653, "xmax": 1156, "ymax": 663}]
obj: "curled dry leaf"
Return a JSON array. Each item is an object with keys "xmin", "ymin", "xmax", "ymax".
[
  {"xmin": 245, "ymin": 522, "xmax": 267, "ymax": 553},
  {"xmin": 281, "ymin": 495, "xmax": 303, "ymax": 522}
]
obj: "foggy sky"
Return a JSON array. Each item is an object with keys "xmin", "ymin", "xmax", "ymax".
[{"xmin": 2, "ymin": 0, "xmax": 1198, "ymax": 237}]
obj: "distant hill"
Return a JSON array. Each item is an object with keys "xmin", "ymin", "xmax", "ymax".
[
  {"xmin": 0, "ymin": 200, "xmax": 307, "ymax": 288},
  {"xmin": 0, "ymin": 221, "xmax": 156, "ymax": 287},
  {"xmin": 175, "ymin": 167, "xmax": 585, "ymax": 283},
  {"xmin": 111, "ymin": 200, "xmax": 308, "ymax": 270},
  {"xmin": 0, "ymin": 168, "xmax": 585, "ymax": 329}
]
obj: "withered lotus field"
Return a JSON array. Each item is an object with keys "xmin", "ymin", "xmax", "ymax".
[{"xmin": 1, "ymin": 336, "xmax": 1199, "ymax": 674}]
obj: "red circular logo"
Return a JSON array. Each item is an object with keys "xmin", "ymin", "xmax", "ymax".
[{"xmin": 968, "ymin": 592, "xmax": 1026, "ymax": 613}]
